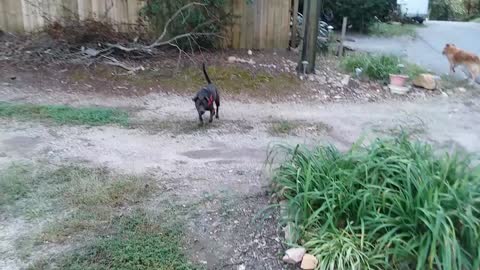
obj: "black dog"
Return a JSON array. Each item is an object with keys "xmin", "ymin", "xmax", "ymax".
[{"xmin": 192, "ymin": 63, "xmax": 220, "ymax": 124}]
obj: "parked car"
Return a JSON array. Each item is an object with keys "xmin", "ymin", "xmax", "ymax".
[{"xmin": 397, "ymin": 0, "xmax": 429, "ymax": 23}]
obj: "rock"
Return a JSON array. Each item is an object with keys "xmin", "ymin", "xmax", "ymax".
[
  {"xmin": 441, "ymin": 92, "xmax": 449, "ymax": 98},
  {"xmin": 389, "ymin": 85, "xmax": 410, "ymax": 95},
  {"xmin": 282, "ymin": 247, "xmax": 306, "ymax": 264},
  {"xmin": 247, "ymin": 49, "xmax": 253, "ymax": 56},
  {"xmin": 456, "ymin": 87, "xmax": 467, "ymax": 92},
  {"xmin": 341, "ymin": 75, "xmax": 351, "ymax": 86},
  {"xmin": 227, "ymin": 56, "xmax": 237, "ymax": 63},
  {"xmin": 308, "ymin": 76, "xmax": 315, "ymax": 82},
  {"xmin": 413, "ymin": 74, "xmax": 437, "ymax": 90},
  {"xmin": 301, "ymin": 254, "xmax": 318, "ymax": 270},
  {"xmin": 238, "ymin": 264, "xmax": 246, "ymax": 270},
  {"xmin": 0, "ymin": 152, "xmax": 7, "ymax": 158}
]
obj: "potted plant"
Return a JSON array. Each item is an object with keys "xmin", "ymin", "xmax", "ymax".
[
  {"xmin": 389, "ymin": 64, "xmax": 410, "ymax": 95},
  {"xmin": 389, "ymin": 64, "xmax": 409, "ymax": 87}
]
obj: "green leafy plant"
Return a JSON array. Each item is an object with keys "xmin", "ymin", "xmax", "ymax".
[
  {"xmin": 269, "ymin": 134, "xmax": 480, "ymax": 269},
  {"xmin": 342, "ymin": 53, "xmax": 427, "ymax": 81}
]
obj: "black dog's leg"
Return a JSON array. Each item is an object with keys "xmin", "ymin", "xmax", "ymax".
[
  {"xmin": 215, "ymin": 94, "xmax": 220, "ymax": 119},
  {"xmin": 209, "ymin": 109, "xmax": 214, "ymax": 123},
  {"xmin": 198, "ymin": 113, "xmax": 204, "ymax": 125}
]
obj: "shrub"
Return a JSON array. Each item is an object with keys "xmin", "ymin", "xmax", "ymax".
[
  {"xmin": 141, "ymin": 0, "xmax": 231, "ymax": 49},
  {"xmin": 322, "ymin": 0, "xmax": 396, "ymax": 32},
  {"xmin": 430, "ymin": 0, "xmax": 479, "ymax": 21},
  {"xmin": 341, "ymin": 53, "xmax": 427, "ymax": 81},
  {"xmin": 269, "ymin": 134, "xmax": 480, "ymax": 269}
]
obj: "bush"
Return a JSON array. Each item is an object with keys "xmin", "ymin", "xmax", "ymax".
[
  {"xmin": 341, "ymin": 53, "xmax": 426, "ymax": 81},
  {"xmin": 430, "ymin": 0, "xmax": 479, "ymax": 21},
  {"xmin": 322, "ymin": 0, "xmax": 396, "ymax": 32},
  {"xmin": 269, "ymin": 135, "xmax": 480, "ymax": 269},
  {"xmin": 141, "ymin": 0, "xmax": 231, "ymax": 49}
]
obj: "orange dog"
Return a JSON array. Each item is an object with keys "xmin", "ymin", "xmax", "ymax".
[{"xmin": 442, "ymin": 44, "xmax": 480, "ymax": 83}]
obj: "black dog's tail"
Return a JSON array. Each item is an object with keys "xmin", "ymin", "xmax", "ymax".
[{"xmin": 202, "ymin": 63, "xmax": 212, "ymax": 84}]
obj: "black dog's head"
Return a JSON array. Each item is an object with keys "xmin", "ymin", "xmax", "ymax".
[{"xmin": 192, "ymin": 95, "xmax": 209, "ymax": 115}]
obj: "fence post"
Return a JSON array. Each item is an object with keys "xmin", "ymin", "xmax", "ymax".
[
  {"xmin": 339, "ymin": 17, "xmax": 348, "ymax": 57},
  {"xmin": 298, "ymin": 0, "xmax": 321, "ymax": 74}
]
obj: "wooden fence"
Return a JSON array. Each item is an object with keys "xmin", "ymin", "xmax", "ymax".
[{"xmin": 0, "ymin": 0, "xmax": 292, "ymax": 49}]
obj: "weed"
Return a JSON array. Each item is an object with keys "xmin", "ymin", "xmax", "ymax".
[
  {"xmin": 342, "ymin": 53, "xmax": 427, "ymax": 81},
  {"xmin": 368, "ymin": 22, "xmax": 419, "ymax": 37},
  {"xmin": 0, "ymin": 103, "xmax": 129, "ymax": 126},
  {"xmin": 268, "ymin": 134, "xmax": 480, "ymax": 269}
]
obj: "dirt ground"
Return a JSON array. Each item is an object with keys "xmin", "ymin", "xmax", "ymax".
[{"xmin": 1, "ymin": 46, "xmax": 480, "ymax": 269}]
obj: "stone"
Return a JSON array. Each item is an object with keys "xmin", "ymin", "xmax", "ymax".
[
  {"xmin": 282, "ymin": 247, "xmax": 306, "ymax": 264},
  {"xmin": 413, "ymin": 74, "xmax": 437, "ymax": 90},
  {"xmin": 341, "ymin": 75, "xmax": 351, "ymax": 86},
  {"xmin": 456, "ymin": 87, "xmax": 467, "ymax": 92},
  {"xmin": 389, "ymin": 85, "xmax": 410, "ymax": 95},
  {"xmin": 301, "ymin": 254, "xmax": 318, "ymax": 270},
  {"xmin": 247, "ymin": 50, "xmax": 253, "ymax": 55},
  {"xmin": 238, "ymin": 264, "xmax": 246, "ymax": 270},
  {"xmin": 227, "ymin": 56, "xmax": 237, "ymax": 63}
]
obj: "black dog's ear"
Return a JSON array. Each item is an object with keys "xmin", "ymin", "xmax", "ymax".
[{"xmin": 192, "ymin": 96, "xmax": 198, "ymax": 102}]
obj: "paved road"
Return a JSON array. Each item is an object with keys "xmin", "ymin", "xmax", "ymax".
[{"xmin": 346, "ymin": 21, "xmax": 480, "ymax": 77}]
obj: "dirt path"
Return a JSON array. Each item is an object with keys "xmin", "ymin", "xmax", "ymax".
[{"xmin": 1, "ymin": 85, "xmax": 480, "ymax": 269}]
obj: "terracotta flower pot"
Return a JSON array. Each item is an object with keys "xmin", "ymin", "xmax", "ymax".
[{"xmin": 389, "ymin": 74, "xmax": 409, "ymax": 87}]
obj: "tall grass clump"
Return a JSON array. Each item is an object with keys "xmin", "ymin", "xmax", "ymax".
[
  {"xmin": 269, "ymin": 134, "xmax": 480, "ymax": 270},
  {"xmin": 342, "ymin": 53, "xmax": 427, "ymax": 82}
]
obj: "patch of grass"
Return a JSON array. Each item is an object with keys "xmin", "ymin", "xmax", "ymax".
[
  {"xmin": 471, "ymin": 17, "xmax": 480, "ymax": 23},
  {"xmin": 268, "ymin": 121, "xmax": 300, "ymax": 136},
  {"xmin": 269, "ymin": 134, "xmax": 480, "ymax": 269},
  {"xmin": 0, "ymin": 102, "xmax": 129, "ymax": 126},
  {"xmin": 267, "ymin": 120, "xmax": 332, "ymax": 137},
  {"xmin": 0, "ymin": 165, "xmax": 35, "ymax": 206},
  {"xmin": 56, "ymin": 212, "xmax": 200, "ymax": 270},
  {"xmin": 168, "ymin": 66, "xmax": 299, "ymax": 95},
  {"xmin": 342, "ymin": 53, "xmax": 428, "ymax": 81},
  {"xmin": 368, "ymin": 22, "xmax": 419, "ymax": 37},
  {"xmin": 68, "ymin": 64, "xmax": 300, "ymax": 99}
]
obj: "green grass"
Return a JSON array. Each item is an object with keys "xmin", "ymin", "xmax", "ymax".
[
  {"xmin": 0, "ymin": 165, "xmax": 35, "ymax": 206},
  {"xmin": 54, "ymin": 212, "xmax": 200, "ymax": 270},
  {"xmin": 3, "ymin": 165, "xmax": 200, "ymax": 269},
  {"xmin": 268, "ymin": 134, "xmax": 480, "ymax": 270},
  {"xmin": 0, "ymin": 102, "xmax": 129, "ymax": 126},
  {"xmin": 369, "ymin": 22, "xmax": 419, "ymax": 37},
  {"xmin": 342, "ymin": 53, "xmax": 428, "ymax": 82}
]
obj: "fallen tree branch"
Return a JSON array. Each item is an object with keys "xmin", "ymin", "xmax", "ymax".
[{"xmin": 101, "ymin": 55, "xmax": 144, "ymax": 73}]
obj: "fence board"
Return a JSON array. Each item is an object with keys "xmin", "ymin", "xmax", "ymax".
[{"xmin": 0, "ymin": 0, "xmax": 291, "ymax": 49}]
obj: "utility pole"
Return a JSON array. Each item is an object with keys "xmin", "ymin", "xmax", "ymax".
[{"xmin": 298, "ymin": 0, "xmax": 321, "ymax": 74}]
